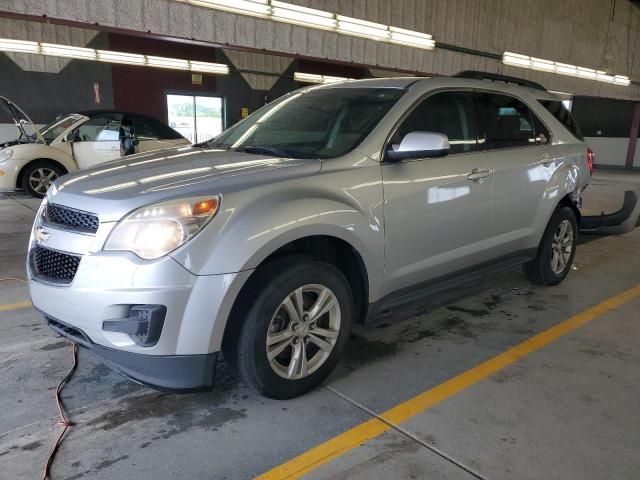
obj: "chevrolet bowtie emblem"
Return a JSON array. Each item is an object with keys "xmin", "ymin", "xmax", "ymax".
[{"xmin": 35, "ymin": 227, "xmax": 50, "ymax": 243}]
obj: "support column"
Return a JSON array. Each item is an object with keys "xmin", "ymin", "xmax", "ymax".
[{"xmin": 625, "ymin": 102, "xmax": 640, "ymax": 170}]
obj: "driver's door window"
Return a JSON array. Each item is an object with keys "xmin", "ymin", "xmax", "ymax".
[
  {"xmin": 72, "ymin": 114, "xmax": 123, "ymax": 169},
  {"xmin": 392, "ymin": 91, "xmax": 477, "ymax": 155}
]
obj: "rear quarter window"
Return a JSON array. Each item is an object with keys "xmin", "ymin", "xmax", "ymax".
[{"xmin": 538, "ymin": 100, "xmax": 584, "ymax": 141}]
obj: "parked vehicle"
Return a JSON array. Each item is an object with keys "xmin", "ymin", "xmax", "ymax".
[
  {"xmin": 28, "ymin": 73, "xmax": 591, "ymax": 398},
  {"xmin": 0, "ymin": 97, "xmax": 190, "ymax": 197}
]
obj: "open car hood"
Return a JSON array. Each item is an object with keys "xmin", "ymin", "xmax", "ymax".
[{"xmin": 0, "ymin": 96, "xmax": 44, "ymax": 144}]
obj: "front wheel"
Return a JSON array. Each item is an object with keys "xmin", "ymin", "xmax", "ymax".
[
  {"xmin": 523, "ymin": 206, "xmax": 578, "ymax": 286},
  {"xmin": 21, "ymin": 160, "xmax": 64, "ymax": 198},
  {"xmin": 224, "ymin": 256, "xmax": 353, "ymax": 399}
]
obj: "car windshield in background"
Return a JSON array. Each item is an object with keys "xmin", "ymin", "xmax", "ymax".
[
  {"xmin": 210, "ymin": 87, "xmax": 406, "ymax": 159},
  {"xmin": 40, "ymin": 114, "xmax": 84, "ymax": 144}
]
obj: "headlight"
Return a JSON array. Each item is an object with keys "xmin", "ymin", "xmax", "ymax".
[
  {"xmin": 104, "ymin": 196, "xmax": 220, "ymax": 260},
  {"xmin": 0, "ymin": 148, "xmax": 13, "ymax": 163}
]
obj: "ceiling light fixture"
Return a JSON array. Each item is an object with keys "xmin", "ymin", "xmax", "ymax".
[
  {"xmin": 270, "ymin": 1, "xmax": 336, "ymax": 29},
  {"xmin": 503, "ymin": 51, "xmax": 631, "ymax": 86},
  {"xmin": 0, "ymin": 38, "xmax": 229, "ymax": 75},
  {"xmin": 183, "ymin": 0, "xmax": 271, "ymax": 17},
  {"xmin": 146, "ymin": 55, "xmax": 190, "ymax": 70},
  {"xmin": 40, "ymin": 43, "xmax": 96, "ymax": 60},
  {"xmin": 189, "ymin": 60, "xmax": 230, "ymax": 74},
  {"xmin": 97, "ymin": 50, "xmax": 146, "ymax": 66},
  {"xmin": 0, "ymin": 38, "xmax": 39, "ymax": 54},
  {"xmin": 176, "ymin": 0, "xmax": 436, "ymax": 50},
  {"xmin": 293, "ymin": 72, "xmax": 353, "ymax": 84}
]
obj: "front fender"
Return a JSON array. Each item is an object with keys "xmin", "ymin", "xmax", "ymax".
[
  {"xmin": 5, "ymin": 144, "xmax": 77, "ymax": 186},
  {"xmin": 170, "ymin": 165, "xmax": 386, "ymax": 299}
]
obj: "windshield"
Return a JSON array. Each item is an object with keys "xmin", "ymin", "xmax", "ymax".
[
  {"xmin": 40, "ymin": 114, "xmax": 84, "ymax": 144},
  {"xmin": 209, "ymin": 87, "xmax": 405, "ymax": 159}
]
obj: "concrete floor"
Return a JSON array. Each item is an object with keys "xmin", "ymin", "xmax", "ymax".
[{"xmin": 0, "ymin": 169, "xmax": 639, "ymax": 479}]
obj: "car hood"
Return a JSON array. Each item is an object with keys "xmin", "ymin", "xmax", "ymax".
[
  {"xmin": 48, "ymin": 146, "xmax": 322, "ymax": 222},
  {"xmin": 0, "ymin": 96, "xmax": 44, "ymax": 144}
]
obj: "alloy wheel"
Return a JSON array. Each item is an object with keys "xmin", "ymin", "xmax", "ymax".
[
  {"xmin": 28, "ymin": 168, "xmax": 58, "ymax": 195},
  {"xmin": 550, "ymin": 219, "xmax": 574, "ymax": 275},
  {"xmin": 266, "ymin": 284, "xmax": 341, "ymax": 380}
]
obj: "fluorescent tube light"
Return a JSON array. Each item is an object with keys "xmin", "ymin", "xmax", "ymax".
[
  {"xmin": 146, "ymin": 55, "xmax": 190, "ymax": 70},
  {"xmin": 389, "ymin": 27, "xmax": 435, "ymax": 50},
  {"xmin": 179, "ymin": 0, "xmax": 270, "ymax": 17},
  {"xmin": 177, "ymin": 0, "xmax": 437, "ymax": 50},
  {"xmin": 0, "ymin": 38, "xmax": 39, "ymax": 54},
  {"xmin": 530, "ymin": 57, "xmax": 556, "ymax": 72},
  {"xmin": 337, "ymin": 15, "xmax": 390, "ymax": 40},
  {"xmin": 614, "ymin": 75, "xmax": 631, "ymax": 86},
  {"xmin": 293, "ymin": 72, "xmax": 324, "ymax": 83},
  {"xmin": 189, "ymin": 60, "xmax": 230, "ymax": 74},
  {"xmin": 40, "ymin": 43, "xmax": 96, "ymax": 60},
  {"xmin": 321, "ymin": 75, "xmax": 351, "ymax": 83},
  {"xmin": 503, "ymin": 52, "xmax": 531, "ymax": 67},
  {"xmin": 0, "ymin": 37, "xmax": 230, "ymax": 75},
  {"xmin": 271, "ymin": 1, "xmax": 336, "ymax": 29},
  {"xmin": 294, "ymin": 72, "xmax": 352, "ymax": 84},
  {"xmin": 97, "ymin": 50, "xmax": 146, "ymax": 66},
  {"xmin": 503, "ymin": 51, "xmax": 631, "ymax": 87}
]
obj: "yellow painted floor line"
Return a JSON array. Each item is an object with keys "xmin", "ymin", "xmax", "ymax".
[
  {"xmin": 257, "ymin": 284, "xmax": 640, "ymax": 480},
  {"xmin": 0, "ymin": 301, "xmax": 32, "ymax": 313}
]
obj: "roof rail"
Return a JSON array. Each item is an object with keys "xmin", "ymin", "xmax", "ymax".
[{"xmin": 453, "ymin": 70, "xmax": 546, "ymax": 91}]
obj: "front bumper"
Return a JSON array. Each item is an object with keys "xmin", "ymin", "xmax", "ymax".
[
  {"xmin": 46, "ymin": 314, "xmax": 218, "ymax": 391},
  {"xmin": 29, "ymin": 248, "xmax": 253, "ymax": 390}
]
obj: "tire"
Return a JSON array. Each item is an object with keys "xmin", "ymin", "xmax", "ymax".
[
  {"xmin": 20, "ymin": 160, "xmax": 64, "ymax": 198},
  {"xmin": 523, "ymin": 206, "xmax": 578, "ymax": 286},
  {"xmin": 224, "ymin": 255, "xmax": 354, "ymax": 399}
]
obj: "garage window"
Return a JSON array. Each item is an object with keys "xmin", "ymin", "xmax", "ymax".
[{"xmin": 166, "ymin": 94, "xmax": 224, "ymax": 143}]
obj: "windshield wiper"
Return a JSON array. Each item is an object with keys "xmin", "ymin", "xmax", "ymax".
[{"xmin": 238, "ymin": 145, "xmax": 290, "ymax": 158}]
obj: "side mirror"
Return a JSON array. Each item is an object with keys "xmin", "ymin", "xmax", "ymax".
[
  {"xmin": 386, "ymin": 131, "xmax": 450, "ymax": 161},
  {"xmin": 64, "ymin": 131, "xmax": 76, "ymax": 143}
]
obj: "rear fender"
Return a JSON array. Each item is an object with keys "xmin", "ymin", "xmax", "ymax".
[{"xmin": 530, "ymin": 159, "xmax": 582, "ymax": 246}]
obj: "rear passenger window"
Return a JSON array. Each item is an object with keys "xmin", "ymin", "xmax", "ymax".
[
  {"xmin": 539, "ymin": 100, "xmax": 584, "ymax": 141},
  {"xmin": 530, "ymin": 112, "xmax": 550, "ymax": 145},
  {"xmin": 134, "ymin": 119, "xmax": 160, "ymax": 140},
  {"xmin": 393, "ymin": 91, "xmax": 477, "ymax": 155},
  {"xmin": 475, "ymin": 94, "xmax": 536, "ymax": 150}
]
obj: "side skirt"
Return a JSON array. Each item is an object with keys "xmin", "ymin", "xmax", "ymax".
[{"xmin": 366, "ymin": 248, "xmax": 537, "ymax": 322}]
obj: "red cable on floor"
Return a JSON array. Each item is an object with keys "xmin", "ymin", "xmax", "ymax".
[{"xmin": 42, "ymin": 341, "xmax": 78, "ymax": 480}]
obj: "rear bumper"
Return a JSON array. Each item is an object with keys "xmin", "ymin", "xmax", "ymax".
[
  {"xmin": 581, "ymin": 190, "xmax": 639, "ymax": 233},
  {"xmin": 46, "ymin": 314, "xmax": 218, "ymax": 391}
]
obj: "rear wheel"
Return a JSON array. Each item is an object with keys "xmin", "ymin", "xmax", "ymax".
[
  {"xmin": 21, "ymin": 160, "xmax": 63, "ymax": 198},
  {"xmin": 224, "ymin": 256, "xmax": 353, "ymax": 399},
  {"xmin": 523, "ymin": 206, "xmax": 578, "ymax": 286}
]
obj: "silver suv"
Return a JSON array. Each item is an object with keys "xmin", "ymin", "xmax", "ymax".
[{"xmin": 28, "ymin": 73, "xmax": 591, "ymax": 398}]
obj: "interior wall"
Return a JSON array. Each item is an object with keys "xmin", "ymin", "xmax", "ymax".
[
  {"xmin": 0, "ymin": 34, "xmax": 115, "ymax": 124},
  {"xmin": 109, "ymin": 35, "xmax": 219, "ymax": 122},
  {"xmin": 3, "ymin": 0, "xmax": 640, "ymax": 100}
]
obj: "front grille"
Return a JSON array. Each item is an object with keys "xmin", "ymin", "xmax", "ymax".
[
  {"xmin": 30, "ymin": 246, "xmax": 81, "ymax": 283},
  {"xmin": 47, "ymin": 317, "xmax": 92, "ymax": 346},
  {"xmin": 46, "ymin": 204, "xmax": 99, "ymax": 233}
]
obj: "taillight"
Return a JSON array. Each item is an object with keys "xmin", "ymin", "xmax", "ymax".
[{"xmin": 586, "ymin": 148, "xmax": 595, "ymax": 176}]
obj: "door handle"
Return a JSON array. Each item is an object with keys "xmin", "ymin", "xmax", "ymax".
[
  {"xmin": 467, "ymin": 168, "xmax": 491, "ymax": 181},
  {"xmin": 541, "ymin": 154, "xmax": 554, "ymax": 166}
]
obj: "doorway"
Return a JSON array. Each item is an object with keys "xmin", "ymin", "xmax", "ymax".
[{"xmin": 166, "ymin": 94, "xmax": 225, "ymax": 144}]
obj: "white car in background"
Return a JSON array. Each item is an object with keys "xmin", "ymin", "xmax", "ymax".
[{"xmin": 0, "ymin": 96, "xmax": 190, "ymax": 197}]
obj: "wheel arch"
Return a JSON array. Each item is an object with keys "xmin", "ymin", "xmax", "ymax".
[
  {"xmin": 220, "ymin": 234, "xmax": 371, "ymax": 354},
  {"xmin": 16, "ymin": 158, "xmax": 69, "ymax": 189}
]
